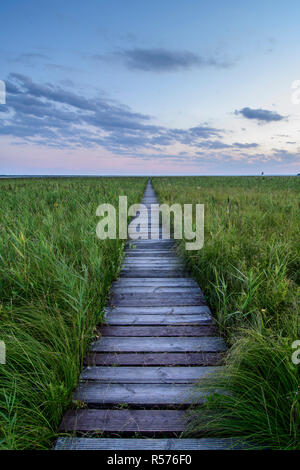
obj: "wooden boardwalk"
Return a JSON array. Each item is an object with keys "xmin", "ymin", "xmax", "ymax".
[{"xmin": 55, "ymin": 181, "xmax": 238, "ymax": 450}]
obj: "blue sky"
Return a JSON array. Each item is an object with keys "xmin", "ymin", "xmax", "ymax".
[{"xmin": 0, "ymin": 0, "xmax": 299, "ymax": 175}]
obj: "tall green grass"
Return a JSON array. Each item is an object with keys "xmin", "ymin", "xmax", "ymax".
[
  {"xmin": 152, "ymin": 176, "xmax": 300, "ymax": 449},
  {"xmin": 0, "ymin": 177, "xmax": 146, "ymax": 449}
]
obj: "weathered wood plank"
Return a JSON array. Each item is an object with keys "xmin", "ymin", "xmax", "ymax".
[
  {"xmin": 113, "ymin": 278, "xmax": 198, "ymax": 287},
  {"xmin": 105, "ymin": 305, "xmax": 211, "ymax": 315},
  {"xmin": 59, "ymin": 409, "xmax": 188, "ymax": 432},
  {"xmin": 130, "ymin": 239, "xmax": 174, "ymax": 242},
  {"xmin": 127, "ymin": 242, "xmax": 175, "ymax": 249},
  {"xmin": 84, "ymin": 352, "xmax": 224, "ymax": 366},
  {"xmin": 123, "ymin": 264, "xmax": 181, "ymax": 268},
  {"xmin": 128, "ymin": 234, "xmax": 170, "ymax": 239},
  {"xmin": 129, "ymin": 228, "xmax": 168, "ymax": 232},
  {"xmin": 90, "ymin": 337, "xmax": 226, "ymax": 353},
  {"xmin": 80, "ymin": 366, "xmax": 222, "ymax": 383},
  {"xmin": 121, "ymin": 266, "xmax": 185, "ymax": 271},
  {"xmin": 110, "ymin": 294, "xmax": 205, "ymax": 307},
  {"xmin": 74, "ymin": 383, "xmax": 208, "ymax": 405},
  {"xmin": 100, "ymin": 325, "xmax": 218, "ymax": 336},
  {"xmin": 126, "ymin": 245, "xmax": 175, "ymax": 251},
  {"xmin": 124, "ymin": 253, "xmax": 178, "ymax": 257},
  {"xmin": 125, "ymin": 252, "xmax": 178, "ymax": 257},
  {"xmin": 122, "ymin": 262, "xmax": 183, "ymax": 268},
  {"xmin": 125, "ymin": 256, "xmax": 179, "ymax": 260},
  {"xmin": 120, "ymin": 270, "xmax": 187, "ymax": 278},
  {"xmin": 105, "ymin": 314, "xmax": 213, "ymax": 325},
  {"xmin": 111, "ymin": 287, "xmax": 201, "ymax": 294},
  {"xmin": 55, "ymin": 437, "xmax": 245, "ymax": 450},
  {"xmin": 123, "ymin": 259, "xmax": 181, "ymax": 263}
]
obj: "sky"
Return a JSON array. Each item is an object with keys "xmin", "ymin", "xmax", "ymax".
[{"xmin": 0, "ymin": 0, "xmax": 300, "ymax": 175}]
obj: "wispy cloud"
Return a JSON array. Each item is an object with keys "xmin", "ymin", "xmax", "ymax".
[
  {"xmin": 232, "ymin": 142, "xmax": 259, "ymax": 149},
  {"xmin": 8, "ymin": 52, "xmax": 50, "ymax": 64},
  {"xmin": 235, "ymin": 107, "xmax": 286, "ymax": 123},
  {"xmin": 195, "ymin": 140, "xmax": 259, "ymax": 150},
  {"xmin": 97, "ymin": 47, "xmax": 233, "ymax": 72}
]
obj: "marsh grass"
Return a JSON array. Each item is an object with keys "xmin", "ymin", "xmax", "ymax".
[
  {"xmin": 187, "ymin": 325, "xmax": 300, "ymax": 449},
  {"xmin": 0, "ymin": 177, "xmax": 146, "ymax": 449},
  {"xmin": 153, "ymin": 176, "xmax": 300, "ymax": 449}
]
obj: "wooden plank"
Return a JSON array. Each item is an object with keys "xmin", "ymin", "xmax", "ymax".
[
  {"xmin": 131, "ymin": 226, "xmax": 162, "ymax": 229},
  {"xmin": 74, "ymin": 383, "xmax": 208, "ymax": 405},
  {"xmin": 110, "ymin": 294, "xmax": 205, "ymax": 307},
  {"xmin": 128, "ymin": 235, "xmax": 171, "ymax": 240},
  {"xmin": 125, "ymin": 252, "xmax": 178, "ymax": 257},
  {"xmin": 113, "ymin": 278, "xmax": 198, "ymax": 287},
  {"xmin": 127, "ymin": 238, "xmax": 176, "ymax": 242},
  {"xmin": 112, "ymin": 283, "xmax": 199, "ymax": 290},
  {"xmin": 121, "ymin": 266, "xmax": 185, "ymax": 271},
  {"xmin": 129, "ymin": 229, "xmax": 168, "ymax": 233},
  {"xmin": 55, "ymin": 437, "xmax": 245, "ymax": 450},
  {"xmin": 121, "ymin": 266, "xmax": 184, "ymax": 271},
  {"xmin": 122, "ymin": 262, "xmax": 183, "ymax": 267},
  {"xmin": 128, "ymin": 238, "xmax": 174, "ymax": 242},
  {"xmin": 84, "ymin": 352, "xmax": 224, "ymax": 367},
  {"xmin": 80, "ymin": 366, "xmax": 222, "ymax": 383},
  {"xmin": 120, "ymin": 270, "xmax": 187, "ymax": 278},
  {"xmin": 125, "ymin": 256, "xmax": 179, "ymax": 259},
  {"xmin": 120, "ymin": 266, "xmax": 185, "ymax": 278},
  {"xmin": 105, "ymin": 314, "xmax": 213, "ymax": 325},
  {"xmin": 105, "ymin": 306, "xmax": 211, "ymax": 315},
  {"xmin": 131, "ymin": 228, "xmax": 172, "ymax": 232},
  {"xmin": 125, "ymin": 247, "xmax": 176, "ymax": 252},
  {"xmin": 121, "ymin": 267, "xmax": 185, "ymax": 273},
  {"xmin": 127, "ymin": 246, "xmax": 173, "ymax": 250},
  {"xmin": 59, "ymin": 409, "xmax": 188, "ymax": 432},
  {"xmin": 123, "ymin": 259, "xmax": 180, "ymax": 262},
  {"xmin": 100, "ymin": 325, "xmax": 218, "ymax": 336},
  {"xmin": 123, "ymin": 259, "xmax": 181, "ymax": 263},
  {"xmin": 127, "ymin": 242, "xmax": 175, "ymax": 249},
  {"xmin": 90, "ymin": 337, "xmax": 226, "ymax": 353},
  {"xmin": 127, "ymin": 240, "xmax": 174, "ymax": 244},
  {"xmin": 126, "ymin": 245, "xmax": 175, "ymax": 250},
  {"xmin": 111, "ymin": 287, "xmax": 201, "ymax": 294},
  {"xmin": 126, "ymin": 254, "xmax": 178, "ymax": 258}
]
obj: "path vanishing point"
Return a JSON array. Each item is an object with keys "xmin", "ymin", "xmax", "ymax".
[{"xmin": 55, "ymin": 180, "xmax": 239, "ymax": 450}]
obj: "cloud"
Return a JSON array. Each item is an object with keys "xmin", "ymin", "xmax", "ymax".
[
  {"xmin": 195, "ymin": 140, "xmax": 259, "ymax": 150},
  {"xmin": 196, "ymin": 140, "xmax": 231, "ymax": 149},
  {"xmin": 232, "ymin": 142, "xmax": 259, "ymax": 149},
  {"xmin": 270, "ymin": 149, "xmax": 300, "ymax": 163},
  {"xmin": 9, "ymin": 52, "xmax": 50, "ymax": 64},
  {"xmin": 0, "ymin": 73, "xmax": 223, "ymax": 155},
  {"xmin": 235, "ymin": 107, "xmax": 286, "ymax": 122},
  {"xmin": 113, "ymin": 48, "xmax": 233, "ymax": 72}
]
